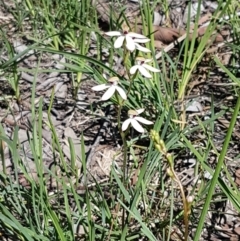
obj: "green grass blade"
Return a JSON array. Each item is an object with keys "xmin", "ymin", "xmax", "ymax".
[{"xmin": 193, "ymin": 93, "xmax": 240, "ymax": 240}]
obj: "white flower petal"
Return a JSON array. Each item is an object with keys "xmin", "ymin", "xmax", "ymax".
[
  {"xmin": 105, "ymin": 31, "xmax": 122, "ymax": 37},
  {"xmin": 101, "ymin": 86, "xmax": 116, "ymax": 100},
  {"xmin": 130, "ymin": 65, "xmax": 139, "ymax": 75},
  {"xmin": 92, "ymin": 84, "xmax": 110, "ymax": 91},
  {"xmin": 125, "ymin": 36, "xmax": 135, "ymax": 51},
  {"xmin": 136, "ymin": 109, "xmax": 145, "ymax": 114},
  {"xmin": 133, "ymin": 38, "xmax": 150, "ymax": 43},
  {"xmin": 114, "ymin": 36, "xmax": 125, "ymax": 49},
  {"xmin": 142, "ymin": 64, "xmax": 160, "ymax": 73},
  {"xmin": 115, "ymin": 86, "xmax": 127, "ymax": 100},
  {"xmin": 122, "ymin": 119, "xmax": 132, "ymax": 131},
  {"xmin": 138, "ymin": 66, "xmax": 152, "ymax": 78},
  {"xmin": 135, "ymin": 43, "xmax": 151, "ymax": 53},
  {"xmin": 131, "ymin": 119, "xmax": 145, "ymax": 133},
  {"xmin": 127, "ymin": 32, "xmax": 148, "ymax": 39},
  {"xmin": 134, "ymin": 116, "xmax": 153, "ymax": 125}
]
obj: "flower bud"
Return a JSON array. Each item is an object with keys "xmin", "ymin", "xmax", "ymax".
[
  {"xmin": 166, "ymin": 153, "xmax": 173, "ymax": 166},
  {"xmin": 187, "ymin": 195, "xmax": 194, "ymax": 204},
  {"xmin": 187, "ymin": 195, "xmax": 194, "ymax": 215},
  {"xmin": 159, "ymin": 140, "xmax": 166, "ymax": 153},
  {"xmin": 155, "ymin": 144, "xmax": 162, "ymax": 153},
  {"xmin": 167, "ymin": 168, "xmax": 174, "ymax": 178},
  {"xmin": 150, "ymin": 130, "xmax": 160, "ymax": 143}
]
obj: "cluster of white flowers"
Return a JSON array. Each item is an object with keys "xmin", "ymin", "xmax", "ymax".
[{"xmin": 92, "ymin": 23, "xmax": 160, "ymax": 133}]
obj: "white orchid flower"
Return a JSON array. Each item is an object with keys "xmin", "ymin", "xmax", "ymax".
[
  {"xmin": 122, "ymin": 109, "xmax": 153, "ymax": 133},
  {"xmin": 92, "ymin": 76, "xmax": 127, "ymax": 101},
  {"xmin": 130, "ymin": 57, "xmax": 160, "ymax": 78},
  {"xmin": 105, "ymin": 23, "xmax": 150, "ymax": 52}
]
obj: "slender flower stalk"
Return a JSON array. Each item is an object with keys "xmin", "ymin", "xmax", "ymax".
[
  {"xmin": 150, "ymin": 130, "xmax": 190, "ymax": 241},
  {"xmin": 93, "ymin": 23, "xmax": 155, "ymax": 239}
]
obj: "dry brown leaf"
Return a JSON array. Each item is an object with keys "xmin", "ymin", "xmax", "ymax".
[
  {"xmin": 152, "ymin": 26, "xmax": 181, "ymax": 44},
  {"xmin": 154, "ymin": 40, "xmax": 164, "ymax": 49},
  {"xmin": 234, "ymin": 169, "xmax": 240, "ymax": 186}
]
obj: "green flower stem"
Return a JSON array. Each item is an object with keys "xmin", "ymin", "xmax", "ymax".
[
  {"xmin": 150, "ymin": 130, "xmax": 189, "ymax": 240},
  {"xmin": 116, "ymin": 90, "xmax": 128, "ymax": 231},
  {"xmin": 117, "ymin": 49, "xmax": 138, "ymax": 185},
  {"xmin": 170, "ymin": 167, "xmax": 189, "ymax": 241},
  {"xmin": 166, "ymin": 154, "xmax": 189, "ymax": 240},
  {"xmin": 120, "ymin": 129, "xmax": 128, "ymax": 230},
  {"xmin": 116, "ymin": 45, "xmax": 138, "ymax": 232},
  {"xmin": 116, "ymin": 95, "xmax": 129, "ymax": 188},
  {"xmin": 123, "ymin": 46, "xmax": 129, "ymax": 67}
]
